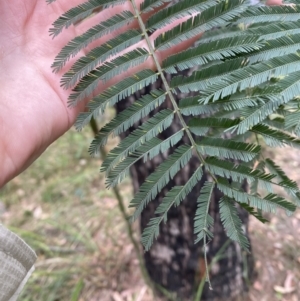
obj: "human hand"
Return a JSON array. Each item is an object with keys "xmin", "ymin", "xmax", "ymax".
[
  {"xmin": 0, "ymin": 0, "xmax": 202, "ymax": 187},
  {"xmin": 0, "ymin": 1, "xmax": 89, "ymax": 187},
  {"xmin": 0, "ymin": 0, "xmax": 284, "ymax": 188}
]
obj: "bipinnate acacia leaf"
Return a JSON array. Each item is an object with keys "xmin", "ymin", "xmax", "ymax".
[{"xmin": 51, "ymin": 0, "xmax": 300, "ymax": 253}]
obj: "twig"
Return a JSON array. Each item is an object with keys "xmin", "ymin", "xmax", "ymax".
[{"xmin": 90, "ymin": 117, "xmax": 183, "ymax": 300}]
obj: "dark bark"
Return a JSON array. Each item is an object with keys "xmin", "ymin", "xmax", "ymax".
[{"xmin": 116, "ymin": 75, "xmax": 255, "ymax": 301}]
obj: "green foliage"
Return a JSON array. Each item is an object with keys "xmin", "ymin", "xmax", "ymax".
[
  {"xmin": 142, "ymin": 166, "xmax": 203, "ymax": 250},
  {"xmin": 52, "ymin": 11, "xmax": 136, "ymax": 73},
  {"xmin": 50, "ymin": 0, "xmax": 300, "ymax": 277},
  {"xmin": 129, "ymin": 144, "xmax": 193, "ymax": 221},
  {"xmin": 219, "ymin": 197, "xmax": 250, "ymax": 251},
  {"xmin": 194, "ymin": 181, "xmax": 215, "ymax": 244}
]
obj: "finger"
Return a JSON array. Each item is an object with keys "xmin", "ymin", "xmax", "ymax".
[{"xmin": 265, "ymin": 0, "xmax": 283, "ymax": 5}]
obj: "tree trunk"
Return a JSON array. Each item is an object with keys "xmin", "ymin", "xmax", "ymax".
[{"xmin": 116, "ymin": 74, "xmax": 255, "ymax": 301}]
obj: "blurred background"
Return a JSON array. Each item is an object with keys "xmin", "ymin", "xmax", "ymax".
[{"xmin": 1, "ymin": 112, "xmax": 300, "ymax": 301}]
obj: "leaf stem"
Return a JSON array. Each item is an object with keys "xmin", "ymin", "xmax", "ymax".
[{"xmin": 129, "ymin": 0, "xmax": 216, "ymax": 179}]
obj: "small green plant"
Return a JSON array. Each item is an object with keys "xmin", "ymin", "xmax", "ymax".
[{"xmin": 49, "ymin": 0, "xmax": 300, "ymax": 284}]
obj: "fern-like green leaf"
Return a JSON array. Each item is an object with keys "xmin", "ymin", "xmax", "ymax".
[
  {"xmin": 233, "ymin": 68, "xmax": 300, "ymax": 133},
  {"xmin": 155, "ymin": 0, "xmax": 247, "ymax": 50},
  {"xmin": 89, "ymin": 89, "xmax": 166, "ymax": 155},
  {"xmin": 50, "ymin": 0, "xmax": 126, "ymax": 37},
  {"xmin": 51, "ymin": 0, "xmax": 300, "ymax": 254},
  {"xmin": 147, "ymin": 0, "xmax": 218, "ymax": 31},
  {"xmin": 205, "ymin": 157, "xmax": 276, "ymax": 192},
  {"xmin": 101, "ymin": 109, "xmax": 174, "ymax": 173},
  {"xmin": 75, "ymin": 70, "xmax": 158, "ymax": 128},
  {"xmin": 194, "ymin": 181, "xmax": 215, "ymax": 244},
  {"xmin": 171, "ymin": 58, "xmax": 246, "ymax": 93},
  {"xmin": 201, "ymin": 53, "xmax": 300, "ymax": 104},
  {"xmin": 129, "ymin": 145, "xmax": 193, "ymax": 222},
  {"xmin": 140, "ymin": 0, "xmax": 172, "ymax": 13},
  {"xmin": 189, "ymin": 117, "xmax": 240, "ymax": 135},
  {"xmin": 250, "ymin": 160, "xmax": 265, "ymax": 195},
  {"xmin": 179, "ymin": 96, "xmax": 219, "ymax": 116},
  {"xmin": 197, "ymin": 26, "xmax": 244, "ymax": 45},
  {"xmin": 249, "ymin": 21, "xmax": 300, "ymax": 41},
  {"xmin": 61, "ymin": 30, "xmax": 143, "ymax": 88},
  {"xmin": 142, "ymin": 166, "xmax": 203, "ymax": 250},
  {"xmin": 251, "ymin": 124, "xmax": 300, "ymax": 148},
  {"xmin": 221, "ymin": 94, "xmax": 263, "ymax": 111},
  {"xmin": 236, "ymin": 101, "xmax": 285, "ymax": 135},
  {"xmin": 247, "ymin": 34, "xmax": 300, "ymax": 64},
  {"xmin": 285, "ymin": 109, "xmax": 300, "ymax": 136},
  {"xmin": 265, "ymin": 158, "xmax": 299, "ymax": 197},
  {"xmin": 219, "ymin": 197, "xmax": 250, "ymax": 251},
  {"xmin": 238, "ymin": 5, "xmax": 300, "ymax": 25},
  {"xmin": 196, "ymin": 137, "xmax": 260, "ymax": 162},
  {"xmin": 52, "ymin": 11, "xmax": 135, "ymax": 72},
  {"xmin": 179, "ymin": 94, "xmax": 259, "ymax": 116},
  {"xmin": 164, "ymin": 35, "xmax": 262, "ymax": 73},
  {"xmin": 70, "ymin": 48, "xmax": 150, "ymax": 104},
  {"xmin": 239, "ymin": 203, "xmax": 268, "ymax": 223},
  {"xmin": 106, "ymin": 131, "xmax": 184, "ymax": 187},
  {"xmin": 217, "ymin": 177, "xmax": 296, "ymax": 214}
]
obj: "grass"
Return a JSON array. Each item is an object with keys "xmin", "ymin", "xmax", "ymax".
[{"xmin": 0, "ymin": 125, "xmax": 154, "ymax": 301}]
